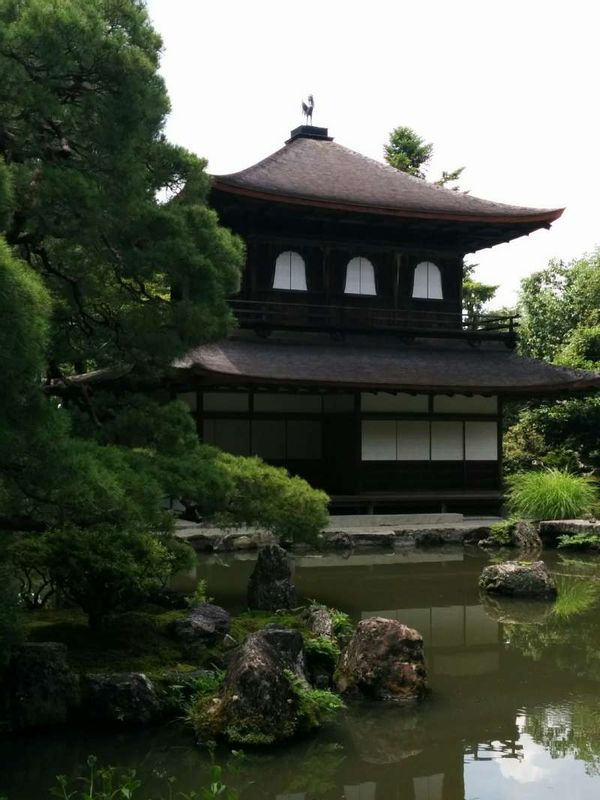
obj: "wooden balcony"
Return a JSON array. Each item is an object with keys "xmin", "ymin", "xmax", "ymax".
[{"xmin": 230, "ymin": 298, "xmax": 518, "ymax": 347}]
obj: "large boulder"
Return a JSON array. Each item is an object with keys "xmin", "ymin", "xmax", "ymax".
[
  {"xmin": 512, "ymin": 521, "xmax": 543, "ymax": 552},
  {"xmin": 198, "ymin": 628, "xmax": 304, "ymax": 744},
  {"xmin": 81, "ymin": 672, "xmax": 161, "ymax": 725},
  {"xmin": 7, "ymin": 642, "xmax": 79, "ymax": 730},
  {"xmin": 303, "ymin": 604, "xmax": 335, "ymax": 639},
  {"xmin": 171, "ymin": 603, "xmax": 231, "ymax": 650},
  {"xmin": 335, "ymin": 617, "xmax": 428, "ymax": 702},
  {"xmin": 247, "ymin": 544, "xmax": 296, "ymax": 611},
  {"xmin": 479, "ymin": 560, "xmax": 557, "ymax": 599}
]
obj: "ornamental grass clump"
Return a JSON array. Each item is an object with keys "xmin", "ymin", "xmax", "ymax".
[{"xmin": 506, "ymin": 469, "xmax": 599, "ymax": 520}]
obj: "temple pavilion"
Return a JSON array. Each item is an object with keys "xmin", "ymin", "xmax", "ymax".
[{"xmin": 169, "ymin": 124, "xmax": 599, "ymax": 512}]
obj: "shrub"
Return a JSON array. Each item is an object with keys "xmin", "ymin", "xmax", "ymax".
[
  {"xmin": 49, "ymin": 755, "xmax": 239, "ymax": 800},
  {"xmin": 11, "ymin": 528, "xmax": 194, "ymax": 629},
  {"xmin": 215, "ymin": 453, "xmax": 329, "ymax": 543},
  {"xmin": 488, "ymin": 518, "xmax": 517, "ymax": 546},
  {"xmin": 506, "ymin": 469, "xmax": 599, "ymax": 520}
]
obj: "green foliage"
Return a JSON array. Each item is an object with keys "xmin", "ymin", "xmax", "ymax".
[
  {"xmin": 0, "ymin": 0, "xmax": 244, "ymax": 371},
  {"xmin": 229, "ymin": 610, "xmax": 308, "ymax": 643},
  {"xmin": 384, "ymin": 126, "xmax": 433, "ymax": 178},
  {"xmin": 22, "ymin": 606, "xmax": 193, "ymax": 675},
  {"xmin": 506, "ymin": 469, "xmax": 599, "ymax": 520},
  {"xmin": 330, "ymin": 609, "xmax": 353, "ymax": 643},
  {"xmin": 555, "ymin": 325, "xmax": 600, "ymax": 370},
  {"xmin": 187, "ymin": 579, "xmax": 213, "ymax": 607},
  {"xmin": 504, "ymin": 251, "xmax": 600, "ymax": 477},
  {"xmin": 49, "ymin": 755, "xmax": 239, "ymax": 800},
  {"xmin": 384, "ymin": 125, "xmax": 464, "ymax": 189},
  {"xmin": 557, "ymin": 532, "xmax": 600, "ymax": 551},
  {"xmin": 284, "ymin": 670, "xmax": 344, "ymax": 731},
  {"xmin": 214, "ymin": 453, "xmax": 329, "ymax": 542},
  {"xmin": 488, "ymin": 518, "xmax": 517, "ymax": 546},
  {"xmin": 12, "ymin": 528, "xmax": 194, "ymax": 629},
  {"xmin": 462, "ymin": 263, "xmax": 498, "ymax": 322},
  {"xmin": 518, "ymin": 251, "xmax": 600, "ymax": 362},
  {"xmin": 552, "ymin": 576, "xmax": 600, "ymax": 618},
  {"xmin": 304, "ymin": 635, "xmax": 341, "ymax": 666}
]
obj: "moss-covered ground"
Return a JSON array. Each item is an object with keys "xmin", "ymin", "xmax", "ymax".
[
  {"xmin": 19, "ymin": 605, "xmax": 319, "ymax": 678},
  {"xmin": 21, "ymin": 607, "xmax": 195, "ymax": 677}
]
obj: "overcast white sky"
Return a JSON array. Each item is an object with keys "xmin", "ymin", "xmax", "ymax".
[{"xmin": 147, "ymin": 0, "xmax": 599, "ymax": 307}]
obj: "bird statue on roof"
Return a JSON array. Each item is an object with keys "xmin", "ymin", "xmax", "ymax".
[{"xmin": 302, "ymin": 94, "xmax": 314, "ymax": 125}]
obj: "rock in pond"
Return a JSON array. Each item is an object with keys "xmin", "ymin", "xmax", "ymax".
[
  {"xmin": 81, "ymin": 672, "xmax": 161, "ymax": 725},
  {"xmin": 303, "ymin": 604, "xmax": 335, "ymax": 639},
  {"xmin": 247, "ymin": 544, "xmax": 296, "ymax": 611},
  {"xmin": 512, "ymin": 521, "xmax": 543, "ymax": 552},
  {"xmin": 171, "ymin": 603, "xmax": 231, "ymax": 650},
  {"xmin": 8, "ymin": 642, "xmax": 79, "ymax": 731},
  {"xmin": 198, "ymin": 627, "xmax": 306, "ymax": 744},
  {"xmin": 336, "ymin": 617, "xmax": 428, "ymax": 702},
  {"xmin": 479, "ymin": 560, "xmax": 557, "ymax": 599}
]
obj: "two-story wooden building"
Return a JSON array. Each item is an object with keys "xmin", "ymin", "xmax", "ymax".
[{"xmin": 170, "ymin": 125, "xmax": 600, "ymax": 512}]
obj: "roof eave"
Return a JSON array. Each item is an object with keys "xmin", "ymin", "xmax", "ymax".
[
  {"xmin": 211, "ymin": 179, "xmax": 565, "ymax": 227},
  {"xmin": 177, "ymin": 362, "xmax": 600, "ymax": 396}
]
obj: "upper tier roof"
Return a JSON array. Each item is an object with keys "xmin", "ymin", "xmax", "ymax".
[{"xmin": 213, "ymin": 126, "xmax": 563, "ymax": 228}]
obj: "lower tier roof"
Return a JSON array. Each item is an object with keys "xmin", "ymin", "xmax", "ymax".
[{"xmin": 174, "ymin": 333, "xmax": 600, "ymax": 395}]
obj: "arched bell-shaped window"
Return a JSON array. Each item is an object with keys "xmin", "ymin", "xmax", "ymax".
[
  {"xmin": 272, "ymin": 251, "xmax": 307, "ymax": 291},
  {"xmin": 344, "ymin": 256, "xmax": 376, "ymax": 296},
  {"xmin": 412, "ymin": 261, "xmax": 443, "ymax": 299}
]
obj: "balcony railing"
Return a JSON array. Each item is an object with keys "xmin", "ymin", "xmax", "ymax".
[{"xmin": 230, "ymin": 298, "xmax": 518, "ymax": 346}]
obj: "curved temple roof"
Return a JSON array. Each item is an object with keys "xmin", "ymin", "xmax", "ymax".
[
  {"xmin": 213, "ymin": 128, "xmax": 563, "ymax": 228},
  {"xmin": 174, "ymin": 334, "xmax": 600, "ymax": 396}
]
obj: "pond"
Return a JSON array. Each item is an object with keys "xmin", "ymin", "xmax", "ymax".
[{"xmin": 3, "ymin": 547, "xmax": 600, "ymax": 799}]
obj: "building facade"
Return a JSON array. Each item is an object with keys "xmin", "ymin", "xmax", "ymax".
[{"xmin": 170, "ymin": 125, "xmax": 599, "ymax": 512}]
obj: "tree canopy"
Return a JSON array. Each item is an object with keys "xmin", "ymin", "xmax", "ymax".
[
  {"xmin": 0, "ymin": 0, "xmax": 329, "ymax": 633},
  {"xmin": 504, "ymin": 250, "xmax": 600, "ymax": 475},
  {"xmin": 0, "ymin": 0, "xmax": 244, "ymax": 375},
  {"xmin": 384, "ymin": 125, "xmax": 465, "ymax": 190}
]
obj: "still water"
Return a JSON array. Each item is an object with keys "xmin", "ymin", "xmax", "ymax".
[{"xmin": 3, "ymin": 547, "xmax": 600, "ymax": 799}]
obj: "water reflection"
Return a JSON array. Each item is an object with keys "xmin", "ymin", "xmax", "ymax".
[{"xmin": 5, "ymin": 550, "xmax": 600, "ymax": 800}]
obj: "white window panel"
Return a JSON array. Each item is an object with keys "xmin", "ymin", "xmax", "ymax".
[
  {"xmin": 431, "ymin": 421, "xmax": 463, "ymax": 460},
  {"xmin": 465, "ymin": 421, "xmax": 498, "ymax": 460},
  {"xmin": 253, "ymin": 393, "xmax": 321, "ymax": 413},
  {"xmin": 396, "ymin": 421, "xmax": 430, "ymax": 460},
  {"xmin": 251, "ymin": 420, "xmax": 286, "ymax": 459},
  {"xmin": 273, "ymin": 250, "xmax": 307, "ymax": 291},
  {"xmin": 202, "ymin": 392, "xmax": 249, "ymax": 412},
  {"xmin": 433, "ymin": 394, "xmax": 498, "ymax": 414},
  {"xmin": 344, "ymin": 256, "xmax": 376, "ymax": 295},
  {"xmin": 287, "ymin": 421, "xmax": 321, "ymax": 459},
  {"xmin": 176, "ymin": 392, "xmax": 197, "ymax": 412},
  {"xmin": 412, "ymin": 261, "xmax": 443, "ymax": 300},
  {"xmin": 202, "ymin": 419, "xmax": 250, "ymax": 455},
  {"xmin": 361, "ymin": 392, "xmax": 428, "ymax": 412},
  {"xmin": 323, "ymin": 394, "xmax": 354, "ymax": 412},
  {"xmin": 361, "ymin": 420, "xmax": 396, "ymax": 460}
]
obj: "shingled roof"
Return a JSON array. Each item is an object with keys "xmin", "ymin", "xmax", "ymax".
[
  {"xmin": 213, "ymin": 127, "xmax": 563, "ymax": 228},
  {"xmin": 174, "ymin": 333, "xmax": 600, "ymax": 395}
]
